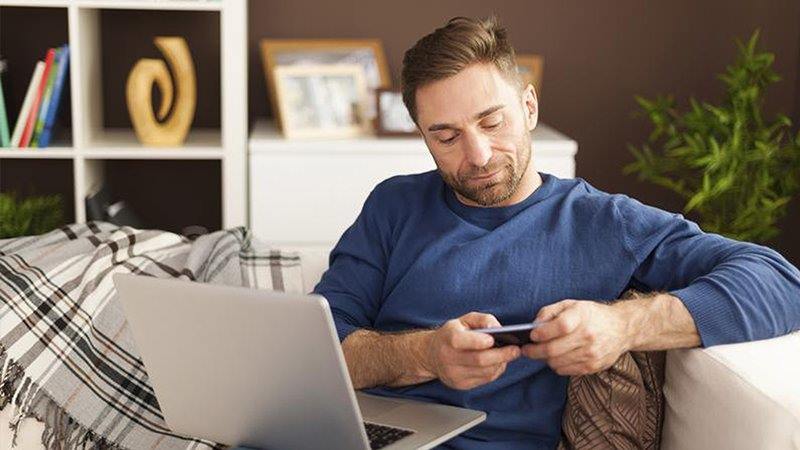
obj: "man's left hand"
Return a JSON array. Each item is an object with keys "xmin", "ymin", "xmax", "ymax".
[{"xmin": 521, "ymin": 299, "xmax": 635, "ymax": 376}]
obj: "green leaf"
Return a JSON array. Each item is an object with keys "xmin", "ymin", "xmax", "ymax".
[{"xmin": 625, "ymin": 28, "xmax": 800, "ymax": 243}]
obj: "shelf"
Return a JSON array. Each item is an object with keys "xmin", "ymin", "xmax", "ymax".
[
  {"xmin": 0, "ymin": 0, "xmax": 222, "ymax": 11},
  {"xmin": 81, "ymin": 128, "xmax": 223, "ymax": 159},
  {"xmin": 249, "ymin": 119, "xmax": 578, "ymax": 157},
  {"xmin": 0, "ymin": 1, "xmax": 68, "ymax": 8},
  {"xmin": 0, "ymin": 130, "xmax": 74, "ymax": 158},
  {"xmin": 0, "ymin": 129, "xmax": 223, "ymax": 159},
  {"xmin": 80, "ymin": 148, "xmax": 224, "ymax": 160},
  {"xmin": 77, "ymin": 1, "xmax": 223, "ymax": 11},
  {"xmin": 0, "ymin": 148, "xmax": 74, "ymax": 159}
]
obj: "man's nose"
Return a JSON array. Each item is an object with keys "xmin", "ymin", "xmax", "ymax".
[{"xmin": 462, "ymin": 130, "xmax": 492, "ymax": 168}]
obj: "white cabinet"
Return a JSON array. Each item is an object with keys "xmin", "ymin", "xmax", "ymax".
[{"xmin": 249, "ymin": 120, "xmax": 577, "ymax": 248}]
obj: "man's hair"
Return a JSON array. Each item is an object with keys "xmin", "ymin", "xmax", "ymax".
[{"xmin": 401, "ymin": 16, "xmax": 521, "ymax": 124}]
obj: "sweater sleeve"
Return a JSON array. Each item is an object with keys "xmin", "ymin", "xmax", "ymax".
[
  {"xmin": 616, "ymin": 195, "xmax": 800, "ymax": 347},
  {"xmin": 313, "ymin": 187, "xmax": 391, "ymax": 342}
]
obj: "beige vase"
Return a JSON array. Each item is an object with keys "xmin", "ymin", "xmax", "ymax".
[{"xmin": 126, "ymin": 36, "xmax": 196, "ymax": 147}]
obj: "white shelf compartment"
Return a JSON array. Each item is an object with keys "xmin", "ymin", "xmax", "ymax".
[
  {"xmin": 0, "ymin": 132, "xmax": 75, "ymax": 158},
  {"xmin": 67, "ymin": 3, "xmax": 245, "ymax": 227}
]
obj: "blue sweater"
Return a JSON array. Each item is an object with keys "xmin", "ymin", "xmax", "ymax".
[{"xmin": 313, "ymin": 171, "xmax": 800, "ymax": 449}]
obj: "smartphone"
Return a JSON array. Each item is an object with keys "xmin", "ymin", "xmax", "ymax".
[{"xmin": 472, "ymin": 322, "xmax": 543, "ymax": 347}]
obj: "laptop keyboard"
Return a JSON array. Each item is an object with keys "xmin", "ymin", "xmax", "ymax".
[{"xmin": 364, "ymin": 422, "xmax": 415, "ymax": 449}]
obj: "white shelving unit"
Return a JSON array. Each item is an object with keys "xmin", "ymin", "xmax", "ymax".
[{"xmin": 0, "ymin": 0, "xmax": 247, "ymax": 229}]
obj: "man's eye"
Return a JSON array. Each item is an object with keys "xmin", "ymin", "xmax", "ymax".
[
  {"xmin": 483, "ymin": 120, "xmax": 503, "ymax": 129},
  {"xmin": 439, "ymin": 134, "xmax": 458, "ymax": 144}
]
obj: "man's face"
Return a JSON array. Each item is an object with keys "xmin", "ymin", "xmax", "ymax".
[{"xmin": 415, "ymin": 63, "xmax": 538, "ymax": 207}]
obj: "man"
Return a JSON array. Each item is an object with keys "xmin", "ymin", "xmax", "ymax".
[{"xmin": 314, "ymin": 16, "xmax": 800, "ymax": 449}]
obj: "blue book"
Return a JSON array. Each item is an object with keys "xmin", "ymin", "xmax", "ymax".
[
  {"xmin": 38, "ymin": 45, "xmax": 69, "ymax": 148},
  {"xmin": 0, "ymin": 59, "xmax": 9, "ymax": 147},
  {"xmin": 31, "ymin": 47, "xmax": 61, "ymax": 148}
]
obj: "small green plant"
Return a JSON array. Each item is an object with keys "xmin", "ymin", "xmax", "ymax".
[
  {"xmin": 625, "ymin": 30, "xmax": 800, "ymax": 243},
  {"xmin": 0, "ymin": 192, "xmax": 64, "ymax": 239}
]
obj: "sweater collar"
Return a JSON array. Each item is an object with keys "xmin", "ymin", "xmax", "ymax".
[{"xmin": 443, "ymin": 172, "xmax": 555, "ymax": 231}]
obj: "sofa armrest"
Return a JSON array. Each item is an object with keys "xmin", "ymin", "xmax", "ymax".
[{"xmin": 660, "ymin": 331, "xmax": 800, "ymax": 450}]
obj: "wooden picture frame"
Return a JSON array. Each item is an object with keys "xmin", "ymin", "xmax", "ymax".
[
  {"xmin": 516, "ymin": 54, "xmax": 544, "ymax": 95},
  {"xmin": 273, "ymin": 64, "xmax": 369, "ymax": 139},
  {"xmin": 260, "ymin": 39, "xmax": 391, "ymax": 127},
  {"xmin": 374, "ymin": 88, "xmax": 419, "ymax": 137}
]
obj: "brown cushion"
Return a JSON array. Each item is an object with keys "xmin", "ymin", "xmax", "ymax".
[{"xmin": 558, "ymin": 350, "xmax": 666, "ymax": 450}]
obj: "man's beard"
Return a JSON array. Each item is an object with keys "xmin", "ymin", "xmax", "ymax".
[{"xmin": 439, "ymin": 133, "xmax": 532, "ymax": 207}]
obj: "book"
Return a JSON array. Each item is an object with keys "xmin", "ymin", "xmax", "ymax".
[
  {"xmin": 31, "ymin": 47, "xmax": 62, "ymax": 148},
  {"xmin": 0, "ymin": 58, "xmax": 9, "ymax": 147},
  {"xmin": 10, "ymin": 61, "xmax": 44, "ymax": 148},
  {"xmin": 37, "ymin": 45, "xmax": 70, "ymax": 149},
  {"xmin": 19, "ymin": 48, "xmax": 55, "ymax": 148}
]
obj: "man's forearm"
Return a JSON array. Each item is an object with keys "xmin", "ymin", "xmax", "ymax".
[
  {"xmin": 615, "ymin": 292, "xmax": 702, "ymax": 351},
  {"xmin": 341, "ymin": 329, "xmax": 436, "ymax": 390}
]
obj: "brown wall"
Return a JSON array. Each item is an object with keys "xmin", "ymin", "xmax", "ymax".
[
  {"xmin": 8, "ymin": 2, "xmax": 797, "ymax": 258},
  {"xmin": 247, "ymin": 0, "xmax": 800, "ymax": 263}
]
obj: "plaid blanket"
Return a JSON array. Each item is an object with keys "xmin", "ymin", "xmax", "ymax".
[{"xmin": 0, "ymin": 222, "xmax": 304, "ymax": 449}]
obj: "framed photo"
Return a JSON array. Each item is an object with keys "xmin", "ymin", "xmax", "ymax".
[
  {"xmin": 273, "ymin": 64, "xmax": 369, "ymax": 139},
  {"xmin": 260, "ymin": 39, "xmax": 391, "ymax": 125},
  {"xmin": 374, "ymin": 88, "xmax": 418, "ymax": 137},
  {"xmin": 516, "ymin": 54, "xmax": 544, "ymax": 95}
]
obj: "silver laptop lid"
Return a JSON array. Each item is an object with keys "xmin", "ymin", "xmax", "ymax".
[{"xmin": 114, "ymin": 274, "xmax": 370, "ymax": 449}]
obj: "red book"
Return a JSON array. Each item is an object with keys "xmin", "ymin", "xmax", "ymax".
[{"xmin": 19, "ymin": 48, "xmax": 55, "ymax": 148}]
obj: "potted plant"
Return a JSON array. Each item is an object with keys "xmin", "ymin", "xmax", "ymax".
[
  {"xmin": 0, "ymin": 193, "xmax": 63, "ymax": 239},
  {"xmin": 625, "ymin": 31, "xmax": 800, "ymax": 243}
]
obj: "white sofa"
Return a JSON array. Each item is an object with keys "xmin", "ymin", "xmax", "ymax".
[{"xmin": 3, "ymin": 246, "xmax": 799, "ymax": 449}]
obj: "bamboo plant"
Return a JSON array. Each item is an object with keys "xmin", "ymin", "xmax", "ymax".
[{"xmin": 625, "ymin": 31, "xmax": 800, "ymax": 243}]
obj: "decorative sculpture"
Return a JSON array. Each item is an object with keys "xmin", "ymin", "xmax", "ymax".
[{"xmin": 126, "ymin": 37, "xmax": 196, "ymax": 147}]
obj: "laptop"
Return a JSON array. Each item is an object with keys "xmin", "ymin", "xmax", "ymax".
[{"xmin": 114, "ymin": 274, "xmax": 485, "ymax": 449}]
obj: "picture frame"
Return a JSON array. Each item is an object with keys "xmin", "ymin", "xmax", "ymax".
[
  {"xmin": 260, "ymin": 39, "xmax": 391, "ymax": 126},
  {"xmin": 374, "ymin": 88, "xmax": 418, "ymax": 137},
  {"xmin": 272, "ymin": 64, "xmax": 369, "ymax": 139},
  {"xmin": 516, "ymin": 54, "xmax": 544, "ymax": 95}
]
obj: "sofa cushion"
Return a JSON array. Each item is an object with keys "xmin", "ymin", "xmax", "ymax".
[
  {"xmin": 660, "ymin": 331, "xmax": 800, "ymax": 450},
  {"xmin": 558, "ymin": 351, "xmax": 666, "ymax": 450}
]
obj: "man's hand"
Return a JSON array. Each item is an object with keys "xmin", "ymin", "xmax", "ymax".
[
  {"xmin": 521, "ymin": 300, "xmax": 632, "ymax": 376},
  {"xmin": 341, "ymin": 311, "xmax": 522, "ymax": 390},
  {"xmin": 522, "ymin": 294, "xmax": 701, "ymax": 376},
  {"xmin": 422, "ymin": 312, "xmax": 522, "ymax": 390}
]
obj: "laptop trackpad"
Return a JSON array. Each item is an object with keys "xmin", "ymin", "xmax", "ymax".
[{"xmin": 357, "ymin": 393, "xmax": 404, "ymax": 419}]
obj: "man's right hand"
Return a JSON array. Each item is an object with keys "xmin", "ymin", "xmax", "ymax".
[{"xmin": 421, "ymin": 312, "xmax": 521, "ymax": 390}]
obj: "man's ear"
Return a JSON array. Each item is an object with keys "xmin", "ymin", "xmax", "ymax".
[{"xmin": 522, "ymin": 83, "xmax": 538, "ymax": 131}]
